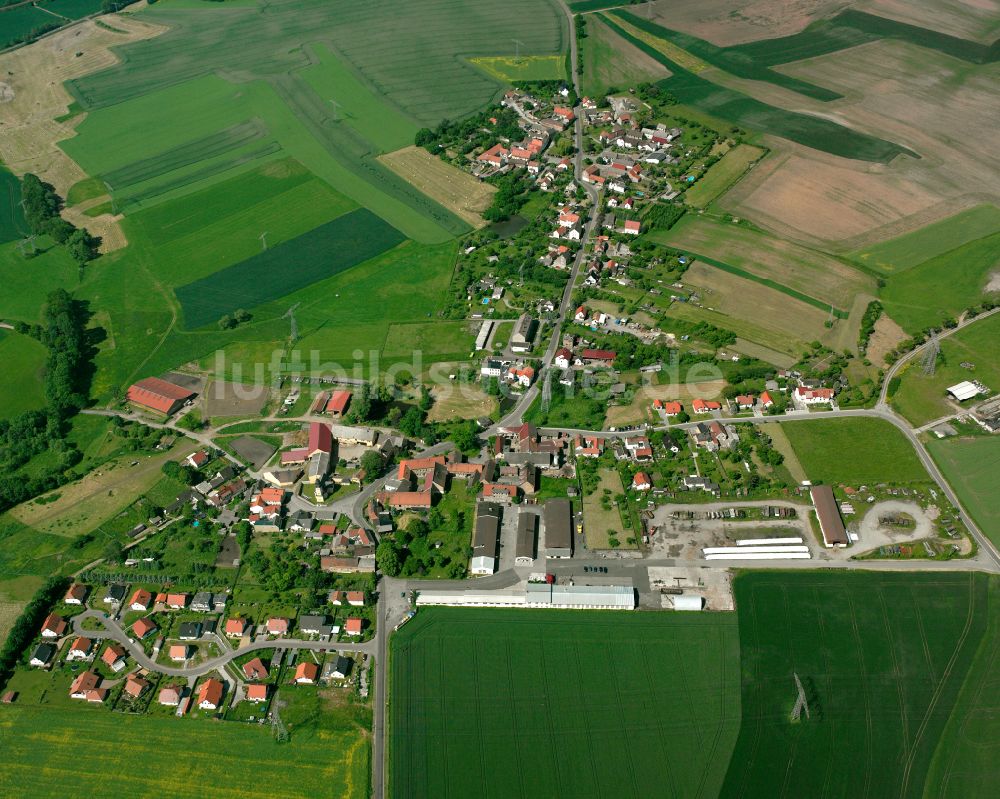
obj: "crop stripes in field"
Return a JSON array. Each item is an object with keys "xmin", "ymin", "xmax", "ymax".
[
  {"xmin": 899, "ymin": 575, "xmax": 980, "ymax": 799},
  {"xmin": 568, "ymin": 639, "xmax": 602, "ymax": 791},
  {"xmin": 845, "ymin": 591, "xmax": 876, "ymax": 798},
  {"xmin": 637, "ymin": 643, "xmax": 681, "ymax": 796},
  {"xmin": 501, "ymin": 637, "xmax": 528, "ymax": 798},
  {"xmin": 877, "ymin": 588, "xmax": 912, "ymax": 753}
]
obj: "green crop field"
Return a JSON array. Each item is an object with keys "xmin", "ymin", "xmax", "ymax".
[
  {"xmin": 927, "ymin": 436, "xmax": 1000, "ymax": 548},
  {"xmin": 890, "ymin": 313, "xmax": 1000, "ymax": 425},
  {"xmin": 852, "ymin": 205, "xmax": 1000, "ymax": 275},
  {"xmin": 925, "ymin": 578, "xmax": 1000, "ymax": 798},
  {"xmin": 684, "ymin": 145, "xmax": 765, "ymax": 208},
  {"xmin": 782, "ymin": 417, "xmax": 929, "ymax": 485},
  {"xmin": 0, "ymin": 166, "xmax": 27, "ymax": 244},
  {"xmin": 0, "ymin": 705, "xmax": 369, "ymax": 798},
  {"xmin": 176, "ymin": 209, "xmax": 405, "ymax": 328},
  {"xmin": 390, "ymin": 608, "xmax": 740, "ymax": 799},
  {"xmin": 881, "ymin": 231, "xmax": 1000, "ymax": 334},
  {"xmin": 0, "ymin": 330, "xmax": 47, "ymax": 419},
  {"xmin": 722, "ymin": 571, "xmax": 990, "ymax": 799},
  {"xmin": 0, "ymin": 5, "xmax": 58, "ymax": 49},
  {"xmin": 600, "ymin": 14, "xmax": 916, "ymax": 163},
  {"xmin": 580, "ymin": 13, "xmax": 671, "ymax": 98}
]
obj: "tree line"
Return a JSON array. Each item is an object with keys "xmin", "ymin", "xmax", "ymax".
[
  {"xmin": 0, "ymin": 576, "xmax": 70, "ymax": 691},
  {"xmin": 0, "ymin": 289, "xmax": 95, "ymax": 512}
]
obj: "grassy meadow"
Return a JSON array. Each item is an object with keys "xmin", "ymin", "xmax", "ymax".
[
  {"xmin": 391, "ymin": 608, "xmax": 740, "ymax": 799},
  {"xmin": 782, "ymin": 417, "xmax": 929, "ymax": 485},
  {"xmin": 890, "ymin": 313, "xmax": 1000, "ymax": 425},
  {"xmin": 880, "ymin": 231, "xmax": 1000, "ymax": 334},
  {"xmin": 0, "ymin": 329, "xmax": 47, "ymax": 419},
  {"xmin": 927, "ymin": 435, "xmax": 1000, "ymax": 548},
  {"xmin": 649, "ymin": 215, "xmax": 875, "ymax": 312}
]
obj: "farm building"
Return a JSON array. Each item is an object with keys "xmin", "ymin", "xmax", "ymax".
[
  {"xmin": 325, "ymin": 390, "xmax": 352, "ymax": 416},
  {"xmin": 810, "ymin": 485, "xmax": 849, "ymax": 547},
  {"xmin": 946, "ymin": 381, "xmax": 984, "ymax": 402},
  {"xmin": 416, "ymin": 584, "xmax": 636, "ymax": 610},
  {"xmin": 544, "ymin": 498, "xmax": 573, "ymax": 558},
  {"xmin": 126, "ymin": 377, "xmax": 195, "ymax": 416},
  {"xmin": 515, "ymin": 513, "xmax": 538, "ymax": 565},
  {"xmin": 471, "ymin": 503, "xmax": 502, "ymax": 575}
]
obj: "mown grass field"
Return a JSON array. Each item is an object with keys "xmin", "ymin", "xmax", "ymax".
[
  {"xmin": 891, "ymin": 313, "xmax": 1000, "ymax": 425},
  {"xmin": 684, "ymin": 144, "xmax": 765, "ymax": 208},
  {"xmin": 722, "ymin": 571, "xmax": 990, "ymax": 799},
  {"xmin": 881, "ymin": 231, "xmax": 1000, "ymax": 334},
  {"xmin": 851, "ymin": 204, "xmax": 1000, "ymax": 274},
  {"xmin": 176, "ymin": 209, "xmax": 405, "ymax": 328},
  {"xmin": 391, "ymin": 608, "xmax": 740, "ymax": 799},
  {"xmin": 782, "ymin": 417, "xmax": 929, "ymax": 485},
  {"xmin": 927, "ymin": 435, "xmax": 1000, "ymax": 548},
  {"xmin": 379, "ymin": 146, "xmax": 495, "ymax": 228},
  {"xmin": 649, "ymin": 215, "xmax": 875, "ymax": 311},
  {"xmin": 0, "ymin": 329, "xmax": 47, "ymax": 419},
  {"xmin": 0, "ymin": 705, "xmax": 369, "ymax": 799}
]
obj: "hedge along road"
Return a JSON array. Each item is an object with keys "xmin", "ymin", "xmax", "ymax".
[{"xmin": 70, "ymin": 609, "xmax": 375, "ymax": 679}]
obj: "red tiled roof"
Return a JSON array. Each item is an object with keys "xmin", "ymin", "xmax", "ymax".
[
  {"xmin": 126, "ymin": 377, "xmax": 194, "ymax": 414},
  {"xmin": 325, "ymin": 390, "xmax": 351, "ymax": 415},
  {"xmin": 307, "ymin": 422, "xmax": 333, "ymax": 454},
  {"xmin": 198, "ymin": 678, "xmax": 224, "ymax": 707}
]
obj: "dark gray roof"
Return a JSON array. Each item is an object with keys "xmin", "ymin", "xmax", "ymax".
[
  {"xmin": 515, "ymin": 513, "xmax": 538, "ymax": 560},
  {"xmin": 543, "ymin": 498, "xmax": 573, "ymax": 554}
]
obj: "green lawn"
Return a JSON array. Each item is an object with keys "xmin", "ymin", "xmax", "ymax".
[
  {"xmin": 880, "ymin": 231, "xmax": 1000, "ymax": 334},
  {"xmin": 0, "ymin": 329, "xmax": 47, "ymax": 419},
  {"xmin": 722, "ymin": 571, "xmax": 990, "ymax": 799},
  {"xmin": 782, "ymin": 417, "xmax": 929, "ymax": 485},
  {"xmin": 0, "ymin": 704, "xmax": 369, "ymax": 798},
  {"xmin": 852, "ymin": 204, "xmax": 1000, "ymax": 275},
  {"xmin": 927, "ymin": 435, "xmax": 1000, "ymax": 548},
  {"xmin": 891, "ymin": 313, "xmax": 1000, "ymax": 425},
  {"xmin": 391, "ymin": 607, "xmax": 740, "ymax": 799}
]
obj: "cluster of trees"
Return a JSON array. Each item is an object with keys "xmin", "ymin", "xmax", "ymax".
[
  {"xmin": 218, "ymin": 308, "xmax": 252, "ymax": 330},
  {"xmin": 21, "ymin": 174, "xmax": 101, "ymax": 266},
  {"xmin": 482, "ymin": 170, "xmax": 533, "ymax": 223},
  {"xmin": 857, "ymin": 300, "xmax": 883, "ymax": 354},
  {"xmin": 415, "ymin": 107, "xmax": 522, "ymax": 155},
  {"xmin": 0, "ymin": 576, "xmax": 70, "ymax": 690}
]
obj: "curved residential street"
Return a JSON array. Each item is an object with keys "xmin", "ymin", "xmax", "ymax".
[{"xmin": 70, "ymin": 610, "xmax": 375, "ymax": 680}]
